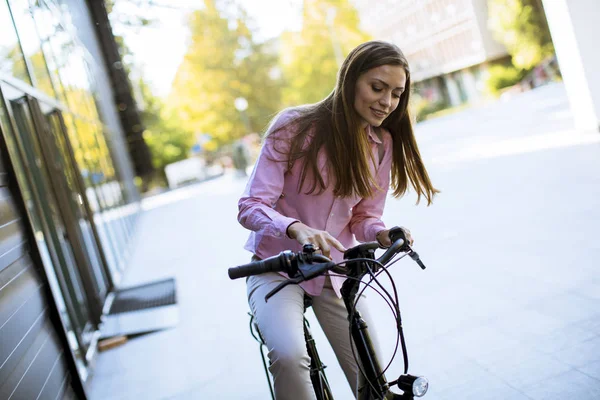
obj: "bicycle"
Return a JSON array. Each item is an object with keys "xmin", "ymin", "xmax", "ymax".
[{"xmin": 229, "ymin": 227, "xmax": 429, "ymax": 399}]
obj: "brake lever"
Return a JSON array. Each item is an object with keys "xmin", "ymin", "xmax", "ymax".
[
  {"xmin": 407, "ymin": 248, "xmax": 426, "ymax": 270},
  {"xmin": 264, "ymin": 276, "xmax": 304, "ymax": 302},
  {"xmin": 298, "ymin": 261, "xmax": 336, "ymax": 281}
]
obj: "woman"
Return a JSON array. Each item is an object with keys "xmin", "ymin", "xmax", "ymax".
[{"xmin": 238, "ymin": 40, "xmax": 438, "ymax": 399}]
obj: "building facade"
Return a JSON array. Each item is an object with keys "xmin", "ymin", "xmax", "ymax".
[
  {"xmin": 0, "ymin": 0, "xmax": 148, "ymax": 398},
  {"xmin": 353, "ymin": 0, "xmax": 509, "ymax": 107}
]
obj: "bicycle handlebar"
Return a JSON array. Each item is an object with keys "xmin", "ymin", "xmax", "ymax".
[{"xmin": 228, "ymin": 226, "xmax": 425, "ymax": 281}]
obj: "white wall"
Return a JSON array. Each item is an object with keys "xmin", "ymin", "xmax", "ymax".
[
  {"xmin": 542, "ymin": 0, "xmax": 600, "ymax": 131},
  {"xmin": 471, "ymin": 0, "xmax": 509, "ymax": 60}
]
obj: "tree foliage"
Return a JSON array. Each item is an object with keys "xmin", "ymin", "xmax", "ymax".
[
  {"xmin": 105, "ymin": 0, "xmax": 154, "ymax": 29},
  {"xmin": 279, "ymin": 0, "xmax": 370, "ymax": 106},
  {"xmin": 488, "ymin": 0, "xmax": 554, "ymax": 70},
  {"xmin": 485, "ymin": 63, "xmax": 527, "ymax": 95},
  {"xmin": 107, "ymin": 0, "xmax": 195, "ymax": 183},
  {"xmin": 168, "ymin": 0, "xmax": 282, "ymax": 148},
  {"xmin": 137, "ymin": 79, "xmax": 195, "ymax": 181}
]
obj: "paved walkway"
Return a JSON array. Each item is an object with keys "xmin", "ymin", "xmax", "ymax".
[{"xmin": 87, "ymin": 83, "xmax": 600, "ymax": 399}]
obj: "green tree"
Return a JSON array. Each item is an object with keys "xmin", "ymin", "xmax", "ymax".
[
  {"xmin": 138, "ymin": 79, "xmax": 195, "ymax": 183},
  {"xmin": 105, "ymin": 0, "xmax": 153, "ymax": 29},
  {"xmin": 488, "ymin": 0, "xmax": 554, "ymax": 70},
  {"xmin": 169, "ymin": 0, "xmax": 282, "ymax": 148},
  {"xmin": 279, "ymin": 0, "xmax": 371, "ymax": 106},
  {"xmin": 107, "ymin": 0, "xmax": 197, "ymax": 186}
]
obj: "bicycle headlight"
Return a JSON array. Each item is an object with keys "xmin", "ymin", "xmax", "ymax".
[
  {"xmin": 396, "ymin": 374, "xmax": 429, "ymax": 397},
  {"xmin": 412, "ymin": 376, "xmax": 429, "ymax": 397}
]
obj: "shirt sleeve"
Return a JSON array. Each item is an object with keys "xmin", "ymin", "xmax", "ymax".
[
  {"xmin": 238, "ymin": 110, "xmax": 300, "ymax": 239},
  {"xmin": 349, "ymin": 132, "xmax": 393, "ymax": 242}
]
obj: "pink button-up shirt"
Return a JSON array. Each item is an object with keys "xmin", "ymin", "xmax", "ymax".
[{"xmin": 238, "ymin": 109, "xmax": 393, "ymax": 297}]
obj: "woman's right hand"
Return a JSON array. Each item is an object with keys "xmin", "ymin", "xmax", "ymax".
[{"xmin": 286, "ymin": 222, "xmax": 346, "ymax": 258}]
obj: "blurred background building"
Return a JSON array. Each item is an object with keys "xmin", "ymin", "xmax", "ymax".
[
  {"xmin": 353, "ymin": 0, "xmax": 509, "ymax": 107},
  {"xmin": 352, "ymin": 0, "xmax": 600, "ymax": 131},
  {"xmin": 0, "ymin": 0, "xmax": 152, "ymax": 398}
]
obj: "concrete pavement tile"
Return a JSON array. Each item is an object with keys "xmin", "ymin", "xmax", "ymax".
[
  {"xmin": 420, "ymin": 358, "xmax": 491, "ymax": 397},
  {"xmin": 405, "ymin": 336, "xmax": 483, "ymax": 390},
  {"xmin": 474, "ymin": 347, "xmax": 572, "ymax": 390},
  {"xmin": 493, "ymin": 308, "xmax": 566, "ymax": 339},
  {"xmin": 574, "ymin": 313, "xmax": 600, "ymax": 334},
  {"xmin": 164, "ymin": 373, "xmax": 270, "ymax": 400},
  {"xmin": 574, "ymin": 283, "xmax": 600, "ymax": 300},
  {"xmin": 520, "ymin": 325, "xmax": 598, "ymax": 354},
  {"xmin": 442, "ymin": 323, "xmax": 524, "ymax": 359},
  {"xmin": 531, "ymin": 293, "xmax": 600, "ymax": 324},
  {"xmin": 411, "ymin": 352, "xmax": 481, "ymax": 388},
  {"xmin": 432, "ymin": 371, "xmax": 531, "ymax": 400},
  {"xmin": 418, "ymin": 355, "xmax": 532, "ymax": 398},
  {"xmin": 552, "ymin": 336, "xmax": 600, "ymax": 368},
  {"xmin": 577, "ymin": 360, "xmax": 600, "ymax": 381},
  {"xmin": 87, "ymin": 372, "xmax": 157, "ymax": 400},
  {"xmin": 522, "ymin": 369, "xmax": 600, "ymax": 400}
]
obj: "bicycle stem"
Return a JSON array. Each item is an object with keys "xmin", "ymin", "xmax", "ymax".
[{"xmin": 341, "ymin": 249, "xmax": 391, "ymax": 397}]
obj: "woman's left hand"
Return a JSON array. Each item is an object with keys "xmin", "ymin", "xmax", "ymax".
[
  {"xmin": 376, "ymin": 227, "xmax": 414, "ymax": 248},
  {"xmin": 401, "ymin": 227, "xmax": 414, "ymax": 246}
]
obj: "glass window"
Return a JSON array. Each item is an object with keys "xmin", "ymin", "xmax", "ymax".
[
  {"xmin": 46, "ymin": 112, "xmax": 109, "ymax": 297},
  {"xmin": 0, "ymin": 0, "xmax": 31, "ymax": 83},
  {"xmin": 49, "ymin": 0, "xmax": 104, "ymax": 122},
  {"xmin": 0, "ymin": 92, "xmax": 89, "ymax": 375},
  {"xmin": 62, "ymin": 113, "xmax": 124, "ymax": 275},
  {"xmin": 8, "ymin": 0, "xmax": 56, "ymax": 97},
  {"xmin": 49, "ymin": 32, "xmax": 98, "ymax": 120},
  {"xmin": 28, "ymin": 1, "xmax": 68, "ymax": 103}
]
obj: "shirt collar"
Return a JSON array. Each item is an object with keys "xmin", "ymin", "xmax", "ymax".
[{"xmin": 366, "ymin": 125, "xmax": 383, "ymax": 144}]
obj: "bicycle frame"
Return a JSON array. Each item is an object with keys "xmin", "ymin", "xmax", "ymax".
[
  {"xmin": 304, "ymin": 314, "xmax": 334, "ymax": 399},
  {"xmin": 249, "ymin": 252, "xmax": 419, "ymax": 399},
  {"xmin": 238, "ymin": 231, "xmax": 427, "ymax": 399},
  {"xmin": 341, "ymin": 245, "xmax": 406, "ymax": 399},
  {"xmin": 342, "ymin": 235, "xmax": 428, "ymax": 399}
]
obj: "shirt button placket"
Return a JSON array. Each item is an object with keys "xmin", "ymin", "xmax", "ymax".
[
  {"xmin": 331, "ymin": 195, "xmax": 335, "ymax": 217},
  {"xmin": 325, "ymin": 199, "xmax": 337, "ymax": 232}
]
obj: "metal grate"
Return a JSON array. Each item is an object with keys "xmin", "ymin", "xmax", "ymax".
[{"xmin": 108, "ymin": 278, "xmax": 176, "ymax": 315}]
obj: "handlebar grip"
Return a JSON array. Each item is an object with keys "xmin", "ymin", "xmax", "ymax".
[
  {"xmin": 389, "ymin": 226, "xmax": 407, "ymax": 244},
  {"xmin": 228, "ymin": 260, "xmax": 270, "ymax": 279},
  {"xmin": 228, "ymin": 252, "xmax": 291, "ymax": 280}
]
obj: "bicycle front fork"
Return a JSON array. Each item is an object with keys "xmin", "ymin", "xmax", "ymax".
[{"xmin": 304, "ymin": 317, "xmax": 334, "ymax": 399}]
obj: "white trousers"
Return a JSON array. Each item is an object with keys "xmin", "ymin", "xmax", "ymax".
[{"xmin": 247, "ymin": 272, "xmax": 381, "ymax": 400}]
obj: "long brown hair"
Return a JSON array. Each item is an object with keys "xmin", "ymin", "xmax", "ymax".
[{"xmin": 268, "ymin": 40, "xmax": 439, "ymax": 205}]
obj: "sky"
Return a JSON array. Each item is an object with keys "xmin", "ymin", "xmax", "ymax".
[{"xmin": 115, "ymin": 0, "xmax": 304, "ymax": 97}]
